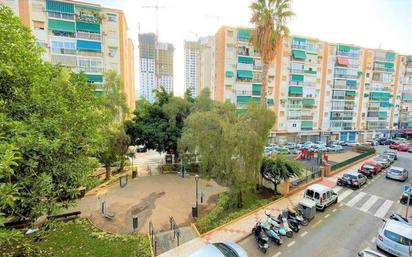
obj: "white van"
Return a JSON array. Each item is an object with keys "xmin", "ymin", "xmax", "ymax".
[
  {"xmin": 376, "ymin": 219, "xmax": 412, "ymax": 257},
  {"xmin": 303, "ymin": 184, "xmax": 338, "ymax": 211}
]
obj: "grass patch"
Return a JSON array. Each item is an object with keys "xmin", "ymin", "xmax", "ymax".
[
  {"xmin": 37, "ymin": 219, "xmax": 151, "ymax": 257},
  {"xmin": 195, "ymin": 189, "xmax": 280, "ymax": 234}
]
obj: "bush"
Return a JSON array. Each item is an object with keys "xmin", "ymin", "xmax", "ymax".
[{"xmin": 0, "ymin": 229, "xmax": 51, "ymax": 257}]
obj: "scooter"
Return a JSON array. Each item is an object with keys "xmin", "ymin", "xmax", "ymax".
[
  {"xmin": 279, "ymin": 213, "xmax": 300, "ymax": 233},
  {"xmin": 287, "ymin": 208, "xmax": 309, "ymax": 226},
  {"xmin": 261, "ymin": 222, "xmax": 282, "ymax": 245},
  {"xmin": 337, "ymin": 177, "xmax": 349, "ymax": 187},
  {"xmin": 400, "ymin": 192, "xmax": 412, "ymax": 205},
  {"xmin": 252, "ymin": 222, "xmax": 269, "ymax": 253},
  {"xmin": 389, "ymin": 212, "xmax": 409, "ymax": 225},
  {"xmin": 264, "ymin": 210, "xmax": 291, "ymax": 238}
]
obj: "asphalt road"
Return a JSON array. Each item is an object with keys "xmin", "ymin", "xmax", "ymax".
[{"xmin": 239, "ymin": 146, "xmax": 412, "ymax": 257}]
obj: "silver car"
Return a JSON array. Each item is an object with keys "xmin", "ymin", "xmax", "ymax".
[
  {"xmin": 188, "ymin": 242, "xmax": 248, "ymax": 257},
  {"xmin": 374, "ymin": 157, "xmax": 390, "ymax": 169},
  {"xmin": 376, "ymin": 219, "xmax": 412, "ymax": 257},
  {"xmin": 358, "ymin": 248, "xmax": 387, "ymax": 257},
  {"xmin": 386, "ymin": 166, "xmax": 408, "ymax": 181},
  {"xmin": 381, "ymin": 154, "xmax": 395, "ymax": 163}
]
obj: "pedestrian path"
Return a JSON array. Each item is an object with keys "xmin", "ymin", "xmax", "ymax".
[{"xmin": 337, "ymin": 188, "xmax": 394, "ymax": 219}]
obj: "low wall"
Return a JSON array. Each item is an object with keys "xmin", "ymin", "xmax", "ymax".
[{"xmin": 326, "ymin": 150, "xmax": 376, "ymax": 176}]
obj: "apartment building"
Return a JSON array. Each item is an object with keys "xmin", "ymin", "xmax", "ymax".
[
  {"xmin": 212, "ymin": 25, "xmax": 412, "ymax": 143},
  {"xmin": 1, "ymin": 0, "xmax": 136, "ymax": 111},
  {"xmin": 138, "ymin": 33, "xmax": 174, "ymax": 103}
]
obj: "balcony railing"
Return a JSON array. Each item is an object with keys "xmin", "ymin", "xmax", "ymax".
[
  {"xmin": 336, "ymin": 51, "xmax": 360, "ymax": 58},
  {"xmin": 237, "ymin": 63, "xmax": 253, "ymax": 70},
  {"xmin": 78, "ymin": 51, "xmax": 103, "ymax": 57},
  {"xmin": 301, "ymin": 115, "xmax": 314, "ymax": 120},
  {"xmin": 373, "ymin": 66, "xmax": 394, "ymax": 73},
  {"xmin": 76, "ymin": 31, "xmax": 101, "ymax": 41},
  {"xmin": 334, "ymin": 74, "xmax": 358, "ymax": 79},
  {"xmin": 48, "ymin": 12, "xmax": 75, "ymax": 20},
  {"xmin": 288, "ymin": 104, "xmax": 303, "ymax": 109},
  {"xmin": 78, "ymin": 67, "xmax": 104, "ymax": 73},
  {"xmin": 287, "ymin": 116, "xmax": 301, "ymax": 120},
  {"xmin": 332, "ymin": 85, "xmax": 357, "ymax": 90},
  {"xmin": 290, "ymin": 69, "xmax": 304, "ymax": 74},
  {"xmin": 291, "ymin": 44, "xmax": 319, "ymax": 53},
  {"xmin": 51, "ymin": 48, "xmax": 76, "ymax": 55}
]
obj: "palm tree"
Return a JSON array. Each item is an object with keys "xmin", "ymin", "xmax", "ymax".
[
  {"xmin": 250, "ymin": 0, "xmax": 294, "ymax": 107},
  {"xmin": 261, "ymin": 155, "xmax": 303, "ymax": 194}
]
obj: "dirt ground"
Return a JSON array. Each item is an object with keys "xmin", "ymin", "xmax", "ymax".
[
  {"xmin": 70, "ymin": 174, "xmax": 227, "ymax": 234},
  {"xmin": 327, "ymin": 150, "xmax": 360, "ymax": 163}
]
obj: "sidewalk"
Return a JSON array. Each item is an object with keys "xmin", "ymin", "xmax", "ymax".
[{"xmin": 158, "ymin": 156, "xmax": 375, "ymax": 257}]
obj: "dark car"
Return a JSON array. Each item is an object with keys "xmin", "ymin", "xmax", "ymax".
[
  {"xmin": 358, "ymin": 164, "xmax": 375, "ymax": 178},
  {"xmin": 383, "ymin": 139, "xmax": 396, "ymax": 145}
]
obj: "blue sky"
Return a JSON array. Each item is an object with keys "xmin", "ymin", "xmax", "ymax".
[{"xmin": 85, "ymin": 0, "xmax": 412, "ymax": 96}]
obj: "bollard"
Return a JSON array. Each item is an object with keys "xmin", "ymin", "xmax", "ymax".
[{"xmin": 132, "ymin": 215, "xmax": 138, "ymax": 231}]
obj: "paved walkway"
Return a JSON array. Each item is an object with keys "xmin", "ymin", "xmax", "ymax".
[{"xmin": 158, "ymin": 157, "xmax": 375, "ymax": 257}]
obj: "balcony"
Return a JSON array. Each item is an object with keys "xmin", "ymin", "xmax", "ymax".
[
  {"xmin": 77, "ymin": 51, "xmax": 103, "ymax": 57},
  {"xmin": 76, "ymin": 31, "xmax": 101, "ymax": 41},
  {"xmin": 51, "ymin": 48, "xmax": 76, "ymax": 55},
  {"xmin": 290, "ymin": 69, "xmax": 304, "ymax": 74},
  {"xmin": 237, "ymin": 63, "xmax": 253, "ymax": 70},
  {"xmin": 301, "ymin": 115, "xmax": 314, "ymax": 120},
  {"xmin": 48, "ymin": 12, "xmax": 75, "ymax": 20},
  {"xmin": 291, "ymin": 43, "xmax": 319, "ymax": 53},
  {"xmin": 288, "ymin": 104, "xmax": 303, "ymax": 109},
  {"xmin": 287, "ymin": 116, "xmax": 301, "ymax": 120},
  {"xmin": 78, "ymin": 66, "xmax": 104, "ymax": 73},
  {"xmin": 334, "ymin": 74, "xmax": 358, "ymax": 79}
]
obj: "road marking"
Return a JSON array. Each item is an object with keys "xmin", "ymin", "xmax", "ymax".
[
  {"xmin": 374, "ymin": 199, "xmax": 393, "ymax": 218},
  {"xmin": 273, "ymin": 252, "xmax": 282, "ymax": 257},
  {"xmin": 371, "ymin": 237, "xmax": 376, "ymax": 243},
  {"xmin": 359, "ymin": 195, "xmax": 379, "ymax": 212},
  {"xmin": 334, "ymin": 186, "xmax": 343, "ymax": 193},
  {"xmin": 300, "ymin": 231, "xmax": 308, "ymax": 237},
  {"xmin": 332, "ymin": 208, "xmax": 337, "ymax": 212},
  {"xmin": 324, "ymin": 214, "xmax": 330, "ymax": 218},
  {"xmin": 312, "ymin": 220, "xmax": 322, "ymax": 228},
  {"xmin": 287, "ymin": 241, "xmax": 296, "ymax": 247},
  {"xmin": 346, "ymin": 192, "xmax": 366, "ymax": 207},
  {"xmin": 338, "ymin": 189, "xmax": 353, "ymax": 202}
]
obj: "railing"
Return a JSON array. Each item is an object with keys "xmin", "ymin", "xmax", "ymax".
[
  {"xmin": 51, "ymin": 48, "xmax": 76, "ymax": 55},
  {"xmin": 149, "ymin": 221, "xmax": 159, "ymax": 256},
  {"xmin": 301, "ymin": 115, "xmax": 314, "ymax": 120},
  {"xmin": 76, "ymin": 31, "xmax": 102, "ymax": 41},
  {"xmin": 288, "ymin": 105, "xmax": 303, "ymax": 109},
  {"xmin": 334, "ymin": 74, "xmax": 358, "ymax": 79},
  {"xmin": 291, "ymin": 44, "xmax": 319, "ymax": 53},
  {"xmin": 289, "ymin": 169, "xmax": 321, "ymax": 190},
  {"xmin": 48, "ymin": 12, "xmax": 74, "ymax": 20},
  {"xmin": 78, "ymin": 51, "xmax": 103, "ymax": 57},
  {"xmin": 78, "ymin": 66, "xmax": 104, "ymax": 73},
  {"xmin": 336, "ymin": 51, "xmax": 360, "ymax": 58},
  {"xmin": 331, "ymin": 150, "xmax": 375, "ymax": 171},
  {"xmin": 290, "ymin": 69, "xmax": 304, "ymax": 74}
]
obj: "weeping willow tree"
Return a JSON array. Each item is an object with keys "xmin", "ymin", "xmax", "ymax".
[{"xmin": 250, "ymin": 0, "xmax": 294, "ymax": 106}]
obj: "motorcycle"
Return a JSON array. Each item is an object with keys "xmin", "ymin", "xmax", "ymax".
[
  {"xmin": 389, "ymin": 212, "xmax": 409, "ymax": 225},
  {"xmin": 252, "ymin": 222, "xmax": 269, "ymax": 253},
  {"xmin": 261, "ymin": 222, "xmax": 282, "ymax": 245},
  {"xmin": 287, "ymin": 207, "xmax": 309, "ymax": 226},
  {"xmin": 279, "ymin": 213, "xmax": 300, "ymax": 233},
  {"xmin": 264, "ymin": 210, "xmax": 292, "ymax": 238},
  {"xmin": 400, "ymin": 192, "xmax": 412, "ymax": 205},
  {"xmin": 337, "ymin": 177, "xmax": 349, "ymax": 187}
]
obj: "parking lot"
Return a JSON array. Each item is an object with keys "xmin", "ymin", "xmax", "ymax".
[{"xmin": 240, "ymin": 145, "xmax": 412, "ymax": 257}]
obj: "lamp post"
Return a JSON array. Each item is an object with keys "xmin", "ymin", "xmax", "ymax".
[{"xmin": 195, "ymin": 175, "xmax": 199, "ymax": 218}]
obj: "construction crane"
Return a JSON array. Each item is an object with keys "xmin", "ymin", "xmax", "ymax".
[{"xmin": 142, "ymin": 0, "xmax": 166, "ymax": 39}]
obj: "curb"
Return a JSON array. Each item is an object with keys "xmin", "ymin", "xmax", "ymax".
[{"xmin": 191, "ymin": 223, "xmax": 201, "ymax": 238}]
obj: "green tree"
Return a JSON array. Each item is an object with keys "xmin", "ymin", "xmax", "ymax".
[
  {"xmin": 261, "ymin": 155, "xmax": 304, "ymax": 194},
  {"xmin": 250, "ymin": 0, "xmax": 294, "ymax": 106}
]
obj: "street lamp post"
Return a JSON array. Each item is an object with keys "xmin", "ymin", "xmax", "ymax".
[{"xmin": 195, "ymin": 175, "xmax": 199, "ymax": 218}]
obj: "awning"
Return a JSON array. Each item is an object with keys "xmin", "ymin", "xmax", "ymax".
[
  {"xmin": 380, "ymin": 102, "xmax": 391, "ymax": 107},
  {"xmin": 301, "ymin": 121, "xmax": 313, "ymax": 129},
  {"xmin": 267, "ymin": 99, "xmax": 274, "ymax": 106},
  {"xmin": 77, "ymin": 40, "xmax": 101, "ymax": 52},
  {"xmin": 293, "ymin": 37, "xmax": 307, "ymax": 43},
  {"xmin": 303, "ymin": 98, "xmax": 315, "ymax": 106},
  {"xmin": 237, "ymin": 96, "xmax": 251, "ymax": 104},
  {"xmin": 403, "ymin": 94, "xmax": 412, "ymax": 101},
  {"xmin": 48, "ymin": 19, "xmax": 75, "ymax": 32},
  {"xmin": 345, "ymin": 91, "xmax": 356, "ymax": 97},
  {"xmin": 378, "ymin": 112, "xmax": 388, "ymax": 119},
  {"xmin": 385, "ymin": 52, "xmax": 395, "ymax": 61},
  {"xmin": 384, "ymin": 62, "xmax": 394, "ymax": 69},
  {"xmin": 370, "ymin": 92, "xmax": 381, "ymax": 100},
  {"xmin": 337, "ymin": 57, "xmax": 349, "ymax": 66},
  {"xmin": 338, "ymin": 45, "xmax": 351, "ymax": 52},
  {"xmin": 292, "ymin": 50, "xmax": 306, "ymax": 60},
  {"xmin": 237, "ymin": 70, "xmax": 253, "ymax": 79},
  {"xmin": 251, "ymin": 97, "xmax": 261, "ymax": 103},
  {"xmin": 380, "ymin": 92, "xmax": 391, "ymax": 100},
  {"xmin": 238, "ymin": 28, "xmax": 251, "ymax": 41},
  {"xmin": 408, "ymin": 122, "xmax": 412, "ymax": 128},
  {"xmin": 288, "ymin": 86, "xmax": 303, "ymax": 95},
  {"xmin": 291, "ymin": 74, "xmax": 304, "ymax": 82},
  {"xmin": 46, "ymin": 0, "xmax": 74, "ymax": 14},
  {"xmin": 252, "ymin": 84, "xmax": 262, "ymax": 95},
  {"xmin": 346, "ymin": 80, "xmax": 357, "ymax": 86},
  {"xmin": 225, "ymin": 71, "xmax": 234, "ymax": 78},
  {"xmin": 87, "ymin": 74, "xmax": 103, "ymax": 83},
  {"xmin": 76, "ymin": 21, "xmax": 100, "ymax": 33}
]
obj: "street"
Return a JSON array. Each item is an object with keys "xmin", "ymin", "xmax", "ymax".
[{"xmin": 239, "ymin": 146, "xmax": 411, "ymax": 257}]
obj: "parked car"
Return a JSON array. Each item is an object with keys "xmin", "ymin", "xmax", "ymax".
[
  {"xmin": 358, "ymin": 248, "xmax": 387, "ymax": 257},
  {"xmin": 285, "ymin": 143, "xmax": 297, "ymax": 149},
  {"xmin": 346, "ymin": 141, "xmax": 359, "ymax": 147},
  {"xmin": 336, "ymin": 140, "xmax": 347, "ymax": 146},
  {"xmin": 382, "ymin": 139, "xmax": 396, "ymax": 145},
  {"xmin": 303, "ymin": 184, "xmax": 338, "ymax": 211},
  {"xmin": 374, "ymin": 157, "xmax": 390, "ymax": 169},
  {"xmin": 377, "ymin": 155, "xmax": 392, "ymax": 165},
  {"xmin": 397, "ymin": 144, "xmax": 410, "ymax": 152},
  {"xmin": 327, "ymin": 144, "xmax": 343, "ymax": 152},
  {"xmin": 389, "ymin": 142, "xmax": 400, "ymax": 149},
  {"xmin": 362, "ymin": 161, "xmax": 383, "ymax": 174},
  {"xmin": 380, "ymin": 153, "xmax": 395, "ymax": 163},
  {"xmin": 339, "ymin": 171, "xmax": 368, "ymax": 189},
  {"xmin": 386, "ymin": 166, "xmax": 408, "ymax": 182},
  {"xmin": 188, "ymin": 241, "xmax": 248, "ymax": 257},
  {"xmin": 384, "ymin": 150, "xmax": 398, "ymax": 160},
  {"xmin": 365, "ymin": 140, "xmax": 379, "ymax": 146},
  {"xmin": 358, "ymin": 164, "xmax": 376, "ymax": 178},
  {"xmin": 278, "ymin": 147, "xmax": 290, "ymax": 155},
  {"xmin": 376, "ymin": 219, "xmax": 412, "ymax": 257}
]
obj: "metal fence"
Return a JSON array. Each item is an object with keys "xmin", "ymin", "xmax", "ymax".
[
  {"xmin": 149, "ymin": 221, "xmax": 159, "ymax": 256},
  {"xmin": 331, "ymin": 150, "xmax": 375, "ymax": 171},
  {"xmin": 289, "ymin": 169, "xmax": 321, "ymax": 190}
]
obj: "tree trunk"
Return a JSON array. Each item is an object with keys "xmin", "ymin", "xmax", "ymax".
[
  {"xmin": 105, "ymin": 164, "xmax": 111, "ymax": 180},
  {"xmin": 273, "ymin": 182, "xmax": 278, "ymax": 195},
  {"xmin": 261, "ymin": 62, "xmax": 269, "ymax": 107},
  {"xmin": 237, "ymin": 190, "xmax": 243, "ymax": 208}
]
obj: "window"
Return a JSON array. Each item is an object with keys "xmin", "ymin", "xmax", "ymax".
[
  {"xmin": 213, "ymin": 243, "xmax": 238, "ymax": 257},
  {"xmin": 108, "ymin": 47, "xmax": 117, "ymax": 57},
  {"xmin": 305, "ymin": 189, "xmax": 314, "ymax": 198},
  {"xmin": 327, "ymin": 191, "xmax": 331, "ymax": 199},
  {"xmin": 107, "ymin": 13, "xmax": 117, "ymax": 22},
  {"xmin": 314, "ymin": 192, "xmax": 320, "ymax": 200},
  {"xmin": 292, "ymin": 123, "xmax": 297, "ymax": 127},
  {"xmin": 227, "ymin": 30, "xmax": 233, "ymax": 37},
  {"xmin": 33, "ymin": 21, "xmax": 44, "ymax": 30},
  {"xmin": 366, "ymin": 73, "xmax": 370, "ymax": 78},
  {"xmin": 384, "ymin": 230, "xmax": 401, "ymax": 244}
]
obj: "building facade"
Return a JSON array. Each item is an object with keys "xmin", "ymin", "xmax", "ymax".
[
  {"xmin": 138, "ymin": 33, "xmax": 174, "ymax": 103},
  {"xmin": 1, "ymin": 0, "xmax": 136, "ymax": 111},
  {"xmin": 184, "ymin": 40, "xmax": 200, "ymax": 98},
  {"xmin": 212, "ymin": 26, "xmax": 412, "ymax": 143}
]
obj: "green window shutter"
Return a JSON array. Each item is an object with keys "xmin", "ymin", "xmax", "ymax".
[
  {"xmin": 301, "ymin": 121, "xmax": 313, "ymax": 129},
  {"xmin": 408, "ymin": 56, "xmax": 412, "ymax": 63},
  {"xmin": 238, "ymin": 56, "xmax": 254, "ymax": 64},
  {"xmin": 378, "ymin": 112, "xmax": 388, "ymax": 119},
  {"xmin": 46, "ymin": 0, "xmax": 74, "ymax": 14},
  {"xmin": 370, "ymin": 92, "xmax": 380, "ymax": 100},
  {"xmin": 403, "ymin": 95, "xmax": 412, "ymax": 101},
  {"xmin": 94, "ymin": 91, "xmax": 104, "ymax": 97},
  {"xmin": 238, "ymin": 28, "xmax": 251, "ymax": 41},
  {"xmin": 293, "ymin": 37, "xmax": 307, "ymax": 43},
  {"xmin": 225, "ymin": 71, "xmax": 234, "ymax": 78},
  {"xmin": 408, "ymin": 122, "xmax": 412, "ymax": 128},
  {"xmin": 237, "ymin": 70, "xmax": 253, "ymax": 79},
  {"xmin": 237, "ymin": 96, "xmax": 251, "ymax": 104},
  {"xmin": 357, "ymin": 71, "xmax": 363, "ymax": 78},
  {"xmin": 338, "ymin": 45, "xmax": 351, "ymax": 52},
  {"xmin": 251, "ymin": 97, "xmax": 261, "ymax": 103},
  {"xmin": 380, "ymin": 102, "xmax": 390, "ymax": 107},
  {"xmin": 252, "ymin": 83, "xmax": 262, "ymax": 95},
  {"xmin": 292, "ymin": 50, "xmax": 307, "ymax": 60},
  {"xmin": 76, "ymin": 21, "xmax": 100, "ymax": 33},
  {"xmin": 384, "ymin": 62, "xmax": 394, "ymax": 69},
  {"xmin": 267, "ymin": 99, "xmax": 274, "ymax": 106},
  {"xmin": 48, "ymin": 19, "xmax": 75, "ymax": 32},
  {"xmin": 87, "ymin": 74, "xmax": 103, "ymax": 83},
  {"xmin": 346, "ymin": 80, "xmax": 357, "ymax": 86},
  {"xmin": 288, "ymin": 86, "xmax": 303, "ymax": 96},
  {"xmin": 304, "ymin": 70, "xmax": 317, "ymax": 75},
  {"xmin": 381, "ymin": 92, "xmax": 391, "ymax": 100},
  {"xmin": 302, "ymin": 98, "xmax": 315, "ymax": 106},
  {"xmin": 345, "ymin": 91, "xmax": 356, "ymax": 97},
  {"xmin": 364, "ymin": 93, "xmax": 369, "ymax": 97},
  {"xmin": 291, "ymin": 74, "xmax": 304, "ymax": 82},
  {"xmin": 385, "ymin": 52, "xmax": 395, "ymax": 61}
]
